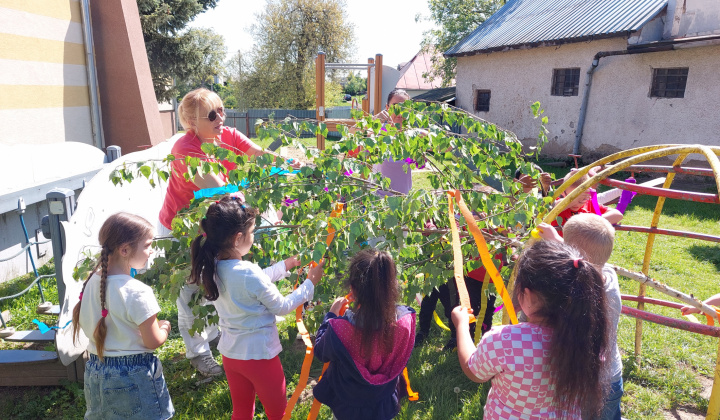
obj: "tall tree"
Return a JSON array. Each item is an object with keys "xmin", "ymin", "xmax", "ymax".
[
  {"xmin": 137, "ymin": 0, "xmax": 220, "ymax": 102},
  {"xmin": 239, "ymin": 0, "xmax": 354, "ymax": 109},
  {"xmin": 419, "ymin": 0, "xmax": 505, "ymax": 86},
  {"xmin": 174, "ymin": 28, "xmax": 228, "ymax": 94}
]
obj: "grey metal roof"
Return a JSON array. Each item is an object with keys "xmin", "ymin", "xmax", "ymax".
[
  {"xmin": 445, "ymin": 0, "xmax": 668, "ymax": 57},
  {"xmin": 413, "ymin": 86, "xmax": 456, "ymax": 103}
]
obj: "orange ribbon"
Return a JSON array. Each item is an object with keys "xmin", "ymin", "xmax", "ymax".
[
  {"xmin": 447, "ymin": 192, "xmax": 476, "ymax": 323},
  {"xmin": 284, "ymin": 203, "xmax": 344, "ymax": 420},
  {"xmin": 449, "ymin": 189, "xmax": 519, "ymax": 325}
]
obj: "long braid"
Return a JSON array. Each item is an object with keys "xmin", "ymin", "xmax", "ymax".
[
  {"xmin": 71, "ymin": 261, "xmax": 100, "ymax": 345},
  {"xmin": 93, "ymin": 248, "xmax": 110, "ymax": 360}
]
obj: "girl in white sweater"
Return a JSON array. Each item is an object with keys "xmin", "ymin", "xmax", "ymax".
[{"xmin": 190, "ymin": 195, "xmax": 324, "ymax": 420}]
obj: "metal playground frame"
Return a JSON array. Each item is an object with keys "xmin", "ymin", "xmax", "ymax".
[{"xmin": 543, "ymin": 144, "xmax": 720, "ymax": 420}]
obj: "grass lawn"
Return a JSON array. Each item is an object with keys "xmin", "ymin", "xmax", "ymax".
[{"xmin": 1, "ymin": 167, "xmax": 719, "ymax": 419}]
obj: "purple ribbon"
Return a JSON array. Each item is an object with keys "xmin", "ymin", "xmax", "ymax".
[
  {"xmin": 616, "ymin": 177, "xmax": 638, "ymax": 214},
  {"xmin": 589, "ymin": 188, "xmax": 602, "ymax": 216}
]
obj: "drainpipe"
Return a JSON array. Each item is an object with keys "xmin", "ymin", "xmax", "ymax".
[
  {"xmin": 79, "ymin": 0, "xmax": 105, "ymax": 149},
  {"xmin": 573, "ymin": 34, "xmax": 720, "ymax": 155}
]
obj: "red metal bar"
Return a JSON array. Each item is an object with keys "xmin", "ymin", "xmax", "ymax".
[
  {"xmin": 614, "ymin": 225, "xmax": 720, "ymax": 243},
  {"xmin": 599, "ymin": 178, "xmax": 719, "ymax": 203},
  {"xmin": 621, "ymin": 294, "xmax": 684, "ymax": 310},
  {"xmin": 624, "ymin": 165, "xmax": 715, "ymax": 177},
  {"xmin": 621, "ymin": 305, "xmax": 720, "ymax": 337}
]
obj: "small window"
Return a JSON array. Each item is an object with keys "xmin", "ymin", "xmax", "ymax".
[
  {"xmin": 651, "ymin": 68, "xmax": 688, "ymax": 98},
  {"xmin": 475, "ymin": 90, "xmax": 491, "ymax": 112},
  {"xmin": 551, "ymin": 68, "xmax": 580, "ymax": 96}
]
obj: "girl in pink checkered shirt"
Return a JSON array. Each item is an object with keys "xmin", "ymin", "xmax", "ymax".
[{"xmin": 452, "ymin": 241, "xmax": 610, "ymax": 419}]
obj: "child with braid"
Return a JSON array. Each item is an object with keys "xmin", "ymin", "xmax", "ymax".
[{"xmin": 72, "ymin": 212, "xmax": 174, "ymax": 420}]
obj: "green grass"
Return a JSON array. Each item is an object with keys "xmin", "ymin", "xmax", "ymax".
[{"xmin": 2, "ymin": 169, "xmax": 719, "ymax": 419}]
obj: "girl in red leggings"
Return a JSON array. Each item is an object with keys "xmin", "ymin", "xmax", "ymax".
[{"xmin": 190, "ymin": 196, "xmax": 325, "ymax": 419}]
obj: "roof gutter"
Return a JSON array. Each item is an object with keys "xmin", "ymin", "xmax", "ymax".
[
  {"xmin": 573, "ymin": 34, "xmax": 720, "ymax": 155},
  {"xmin": 79, "ymin": 0, "xmax": 105, "ymax": 150}
]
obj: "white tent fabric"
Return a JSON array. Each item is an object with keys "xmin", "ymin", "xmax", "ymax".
[{"xmin": 56, "ymin": 134, "xmax": 180, "ymax": 365}]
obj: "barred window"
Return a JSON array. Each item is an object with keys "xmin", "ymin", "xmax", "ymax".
[
  {"xmin": 551, "ymin": 68, "xmax": 580, "ymax": 96},
  {"xmin": 475, "ymin": 90, "xmax": 491, "ymax": 112},
  {"xmin": 651, "ymin": 68, "xmax": 688, "ymax": 98}
]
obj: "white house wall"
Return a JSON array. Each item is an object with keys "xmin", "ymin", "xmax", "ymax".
[
  {"xmin": 665, "ymin": 0, "xmax": 720, "ymax": 38},
  {"xmin": 455, "ymin": 37, "xmax": 720, "ymax": 158}
]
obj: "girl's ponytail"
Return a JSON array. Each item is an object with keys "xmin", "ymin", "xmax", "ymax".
[
  {"xmin": 190, "ymin": 229, "xmax": 220, "ymax": 301},
  {"xmin": 514, "ymin": 241, "xmax": 608, "ymax": 417},
  {"xmin": 190, "ymin": 197, "xmax": 259, "ymax": 301},
  {"xmin": 71, "ymin": 262, "xmax": 100, "ymax": 346},
  {"xmin": 345, "ymin": 249, "xmax": 400, "ymax": 358},
  {"xmin": 94, "ymin": 248, "xmax": 110, "ymax": 360}
]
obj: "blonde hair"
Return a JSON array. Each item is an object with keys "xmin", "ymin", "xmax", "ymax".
[
  {"xmin": 178, "ymin": 88, "xmax": 224, "ymax": 131},
  {"xmin": 563, "ymin": 168, "xmax": 590, "ymax": 188},
  {"xmin": 563, "ymin": 213, "xmax": 615, "ymax": 266}
]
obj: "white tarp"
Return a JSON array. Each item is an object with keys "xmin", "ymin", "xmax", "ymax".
[{"xmin": 56, "ymin": 135, "xmax": 180, "ymax": 365}]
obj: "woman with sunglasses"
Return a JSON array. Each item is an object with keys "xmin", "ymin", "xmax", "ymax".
[{"xmin": 158, "ymin": 88, "xmax": 300, "ymax": 377}]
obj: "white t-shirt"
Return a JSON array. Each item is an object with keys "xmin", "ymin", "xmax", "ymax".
[
  {"xmin": 214, "ymin": 260, "xmax": 314, "ymax": 360},
  {"xmin": 78, "ymin": 273, "xmax": 161, "ymax": 357},
  {"xmin": 602, "ymin": 264, "xmax": 623, "ymax": 383}
]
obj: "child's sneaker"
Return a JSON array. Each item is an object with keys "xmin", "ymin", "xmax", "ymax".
[
  {"xmin": 414, "ymin": 331, "xmax": 428, "ymax": 348},
  {"xmin": 442, "ymin": 337, "xmax": 457, "ymax": 351},
  {"xmin": 190, "ymin": 354, "xmax": 224, "ymax": 377}
]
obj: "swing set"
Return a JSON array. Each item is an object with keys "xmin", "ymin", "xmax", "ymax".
[{"xmin": 313, "ymin": 52, "xmax": 385, "ymax": 150}]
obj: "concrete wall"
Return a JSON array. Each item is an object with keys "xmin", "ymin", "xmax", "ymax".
[
  {"xmin": 0, "ymin": 0, "xmax": 95, "ymax": 146},
  {"xmin": 455, "ymin": 37, "xmax": 720, "ymax": 159},
  {"xmin": 665, "ymin": 0, "xmax": 720, "ymax": 38}
]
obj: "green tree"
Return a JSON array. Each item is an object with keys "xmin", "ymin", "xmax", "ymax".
[
  {"xmin": 137, "ymin": 0, "xmax": 221, "ymax": 102},
  {"xmin": 343, "ymin": 72, "xmax": 366, "ymax": 96},
  {"xmin": 174, "ymin": 28, "xmax": 228, "ymax": 95},
  {"xmin": 239, "ymin": 0, "xmax": 355, "ymax": 109},
  {"xmin": 109, "ymin": 101, "xmax": 550, "ymax": 332},
  {"xmin": 418, "ymin": 0, "xmax": 505, "ymax": 86}
]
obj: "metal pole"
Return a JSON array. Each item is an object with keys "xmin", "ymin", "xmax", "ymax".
[
  {"xmin": 373, "ymin": 54, "xmax": 383, "ymax": 114},
  {"xmin": 106, "ymin": 145, "xmax": 121, "ymax": 162},
  {"xmin": 46, "ymin": 188, "xmax": 76, "ymax": 305},
  {"xmin": 17, "ymin": 198, "xmax": 45, "ymax": 303},
  {"xmin": 79, "ymin": 0, "xmax": 105, "ymax": 149},
  {"xmin": 316, "ymin": 52, "xmax": 326, "ymax": 150}
]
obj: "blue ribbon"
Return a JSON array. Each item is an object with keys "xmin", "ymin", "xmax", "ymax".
[
  {"xmin": 193, "ymin": 168, "xmax": 299, "ymax": 200},
  {"xmin": 32, "ymin": 319, "xmax": 72, "ymax": 334}
]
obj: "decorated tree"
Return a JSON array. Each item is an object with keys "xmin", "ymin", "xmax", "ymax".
[{"xmin": 107, "ymin": 101, "xmax": 549, "ymax": 331}]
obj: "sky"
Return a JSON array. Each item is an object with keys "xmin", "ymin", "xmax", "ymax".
[{"xmin": 188, "ymin": 0, "xmax": 437, "ymax": 69}]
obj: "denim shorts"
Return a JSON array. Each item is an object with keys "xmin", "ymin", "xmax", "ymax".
[
  {"xmin": 84, "ymin": 352, "xmax": 174, "ymax": 420},
  {"xmin": 597, "ymin": 377, "xmax": 624, "ymax": 420}
]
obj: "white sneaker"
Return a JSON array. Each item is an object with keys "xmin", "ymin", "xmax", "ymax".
[{"xmin": 190, "ymin": 354, "xmax": 224, "ymax": 377}]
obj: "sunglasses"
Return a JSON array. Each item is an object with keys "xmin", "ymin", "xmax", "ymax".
[{"xmin": 202, "ymin": 107, "xmax": 225, "ymax": 122}]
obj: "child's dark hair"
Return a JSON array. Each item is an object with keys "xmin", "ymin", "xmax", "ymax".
[
  {"xmin": 513, "ymin": 240, "xmax": 609, "ymax": 417},
  {"xmin": 190, "ymin": 196, "xmax": 258, "ymax": 300},
  {"xmin": 387, "ymin": 88, "xmax": 410, "ymax": 104},
  {"xmin": 72, "ymin": 212, "xmax": 154, "ymax": 360},
  {"xmin": 345, "ymin": 248, "xmax": 400, "ymax": 358}
]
